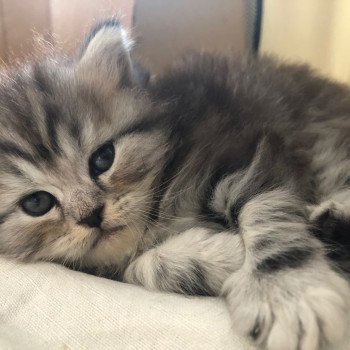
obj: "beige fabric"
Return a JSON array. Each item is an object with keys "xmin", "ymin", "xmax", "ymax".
[
  {"xmin": 0, "ymin": 258, "xmax": 349, "ymax": 350},
  {"xmin": 0, "ymin": 258, "xmax": 253, "ymax": 350}
]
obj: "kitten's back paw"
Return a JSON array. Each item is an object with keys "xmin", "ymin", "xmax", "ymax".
[{"xmin": 222, "ymin": 267, "xmax": 349, "ymax": 350}]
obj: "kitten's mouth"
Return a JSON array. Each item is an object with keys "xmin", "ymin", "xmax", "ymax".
[{"xmin": 91, "ymin": 225, "xmax": 126, "ymax": 249}]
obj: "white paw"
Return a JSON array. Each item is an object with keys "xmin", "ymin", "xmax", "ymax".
[
  {"xmin": 223, "ymin": 267, "xmax": 350, "ymax": 350},
  {"xmin": 123, "ymin": 249, "xmax": 158, "ymax": 289}
]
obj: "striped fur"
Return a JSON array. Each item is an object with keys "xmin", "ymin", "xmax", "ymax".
[{"xmin": 0, "ymin": 21, "xmax": 350, "ymax": 349}]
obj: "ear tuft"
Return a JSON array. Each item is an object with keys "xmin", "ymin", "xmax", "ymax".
[
  {"xmin": 77, "ymin": 18, "xmax": 134, "ymax": 88},
  {"xmin": 79, "ymin": 19, "xmax": 132, "ymax": 58}
]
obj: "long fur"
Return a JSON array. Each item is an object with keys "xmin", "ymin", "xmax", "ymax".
[{"xmin": 0, "ymin": 21, "xmax": 349, "ymax": 350}]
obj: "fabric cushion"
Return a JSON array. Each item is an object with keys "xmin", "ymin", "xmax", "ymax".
[
  {"xmin": 0, "ymin": 257, "xmax": 348, "ymax": 349},
  {"xmin": 0, "ymin": 258, "xmax": 253, "ymax": 350}
]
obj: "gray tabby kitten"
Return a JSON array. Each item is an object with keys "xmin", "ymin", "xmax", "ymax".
[{"xmin": 0, "ymin": 21, "xmax": 349, "ymax": 350}]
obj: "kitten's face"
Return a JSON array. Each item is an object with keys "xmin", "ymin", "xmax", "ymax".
[{"xmin": 0, "ymin": 23, "xmax": 167, "ymax": 268}]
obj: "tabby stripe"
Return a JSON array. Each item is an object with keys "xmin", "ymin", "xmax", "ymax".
[
  {"xmin": 44, "ymin": 102, "xmax": 61, "ymax": 154},
  {"xmin": 33, "ymin": 63, "xmax": 52, "ymax": 95},
  {"xmin": 0, "ymin": 141, "xmax": 35, "ymax": 163},
  {"xmin": 33, "ymin": 143, "xmax": 54, "ymax": 163},
  {"xmin": 118, "ymin": 117, "xmax": 159, "ymax": 139},
  {"xmin": 68, "ymin": 118, "xmax": 82, "ymax": 145},
  {"xmin": 0, "ymin": 209, "xmax": 14, "ymax": 224},
  {"xmin": 155, "ymin": 259, "xmax": 215, "ymax": 296},
  {"xmin": 6, "ymin": 96, "xmax": 43, "ymax": 146},
  {"xmin": 256, "ymin": 247, "xmax": 314, "ymax": 273}
]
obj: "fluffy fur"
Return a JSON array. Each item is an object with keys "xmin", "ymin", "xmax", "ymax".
[{"xmin": 0, "ymin": 21, "xmax": 349, "ymax": 349}]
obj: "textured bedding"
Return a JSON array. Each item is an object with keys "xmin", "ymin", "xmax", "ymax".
[
  {"xmin": 0, "ymin": 258, "xmax": 348, "ymax": 350},
  {"xmin": 0, "ymin": 258, "xmax": 253, "ymax": 350}
]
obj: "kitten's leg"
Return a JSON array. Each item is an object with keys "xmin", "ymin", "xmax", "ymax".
[
  {"xmin": 124, "ymin": 228, "xmax": 245, "ymax": 296},
  {"xmin": 309, "ymin": 189, "xmax": 350, "ymax": 272},
  {"xmin": 308, "ymin": 136, "xmax": 350, "ymax": 270},
  {"xmin": 124, "ymin": 191, "xmax": 349, "ymax": 349},
  {"xmin": 223, "ymin": 188, "xmax": 349, "ymax": 350},
  {"xmin": 124, "ymin": 188, "xmax": 349, "ymax": 349}
]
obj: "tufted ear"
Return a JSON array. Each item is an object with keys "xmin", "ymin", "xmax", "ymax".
[{"xmin": 77, "ymin": 19, "xmax": 143, "ymax": 88}]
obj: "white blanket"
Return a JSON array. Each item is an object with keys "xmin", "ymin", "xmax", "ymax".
[
  {"xmin": 0, "ymin": 258, "xmax": 253, "ymax": 350},
  {"xmin": 0, "ymin": 258, "xmax": 348, "ymax": 350}
]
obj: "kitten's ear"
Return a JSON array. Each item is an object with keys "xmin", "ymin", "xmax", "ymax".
[{"xmin": 77, "ymin": 19, "xmax": 135, "ymax": 88}]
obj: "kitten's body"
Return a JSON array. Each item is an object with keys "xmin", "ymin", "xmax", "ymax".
[
  {"xmin": 0, "ymin": 22, "xmax": 349, "ymax": 350},
  {"xmin": 141, "ymin": 53, "xmax": 350, "ymax": 272}
]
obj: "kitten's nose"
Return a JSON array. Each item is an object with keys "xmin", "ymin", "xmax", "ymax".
[{"xmin": 79, "ymin": 205, "xmax": 104, "ymax": 228}]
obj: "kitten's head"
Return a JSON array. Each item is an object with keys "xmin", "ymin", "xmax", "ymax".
[{"xmin": 0, "ymin": 21, "xmax": 167, "ymax": 269}]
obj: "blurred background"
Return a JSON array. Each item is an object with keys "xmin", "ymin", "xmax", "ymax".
[{"xmin": 0, "ymin": 0, "xmax": 349, "ymax": 83}]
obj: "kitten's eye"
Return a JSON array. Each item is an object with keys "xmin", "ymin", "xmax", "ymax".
[
  {"xmin": 21, "ymin": 191, "xmax": 56, "ymax": 217},
  {"xmin": 89, "ymin": 142, "xmax": 115, "ymax": 177}
]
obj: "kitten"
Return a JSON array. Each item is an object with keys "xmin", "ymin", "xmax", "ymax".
[{"xmin": 0, "ymin": 20, "xmax": 349, "ymax": 350}]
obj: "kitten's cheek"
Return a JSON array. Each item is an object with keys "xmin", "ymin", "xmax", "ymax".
[
  {"xmin": 103, "ymin": 199, "xmax": 125, "ymax": 223},
  {"xmin": 37, "ymin": 225, "xmax": 94, "ymax": 260}
]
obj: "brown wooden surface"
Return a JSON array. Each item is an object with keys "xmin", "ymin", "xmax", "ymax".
[
  {"xmin": 0, "ymin": 1, "xmax": 6, "ymax": 63},
  {"xmin": 0, "ymin": 0, "xmax": 134, "ymax": 64},
  {"xmin": 50, "ymin": 0, "xmax": 134, "ymax": 52},
  {"xmin": 0, "ymin": 0, "xmax": 248, "ymax": 72},
  {"xmin": 0, "ymin": 0, "xmax": 51, "ymax": 63}
]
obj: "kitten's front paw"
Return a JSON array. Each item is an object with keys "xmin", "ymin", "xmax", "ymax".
[
  {"xmin": 223, "ymin": 267, "xmax": 349, "ymax": 350},
  {"xmin": 123, "ymin": 250, "xmax": 157, "ymax": 289}
]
